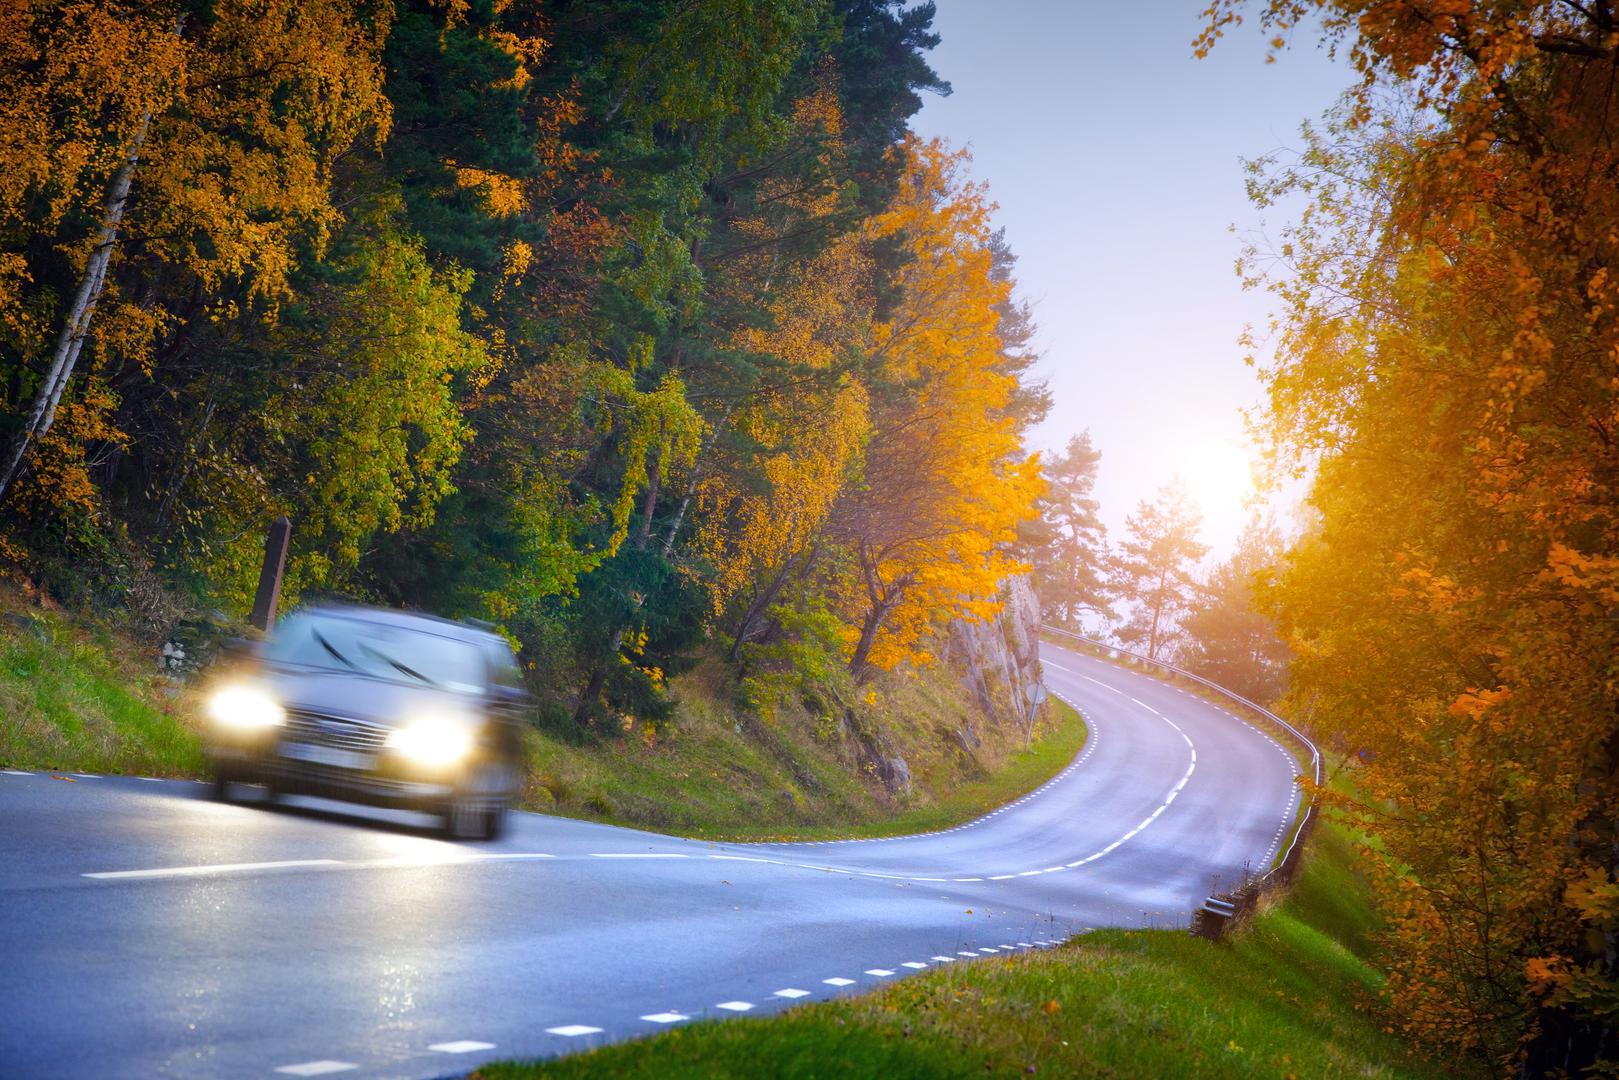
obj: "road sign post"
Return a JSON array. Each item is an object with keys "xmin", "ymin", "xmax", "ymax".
[
  {"xmin": 1022, "ymin": 681, "xmax": 1048, "ymax": 749},
  {"xmin": 249, "ymin": 515, "xmax": 291, "ymax": 632}
]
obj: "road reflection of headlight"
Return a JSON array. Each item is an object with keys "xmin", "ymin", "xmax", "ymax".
[
  {"xmin": 206, "ymin": 684, "xmax": 286, "ymax": 730},
  {"xmin": 386, "ymin": 717, "xmax": 473, "ymax": 765}
]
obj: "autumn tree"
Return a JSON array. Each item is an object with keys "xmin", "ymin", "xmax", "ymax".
[
  {"xmin": 1179, "ymin": 516, "xmax": 1288, "ymax": 704},
  {"xmin": 1204, "ymin": 0, "xmax": 1619, "ymax": 1071},
  {"xmin": 1026, "ymin": 432, "xmax": 1112, "ymax": 629},
  {"xmin": 0, "ymin": 0, "xmax": 394, "ymax": 512},
  {"xmin": 830, "ymin": 137, "xmax": 1043, "ymax": 680},
  {"xmin": 1111, "ymin": 480, "xmax": 1208, "ymax": 660}
]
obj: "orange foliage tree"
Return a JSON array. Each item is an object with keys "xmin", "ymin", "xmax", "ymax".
[
  {"xmin": 830, "ymin": 137, "xmax": 1042, "ymax": 679},
  {"xmin": 0, "ymin": 0, "xmax": 394, "ymax": 512},
  {"xmin": 1205, "ymin": 1, "xmax": 1619, "ymax": 1071}
]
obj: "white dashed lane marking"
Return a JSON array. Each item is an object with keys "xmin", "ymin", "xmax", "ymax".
[
  {"xmin": 546, "ymin": 1025, "xmax": 602, "ymax": 1037},
  {"xmin": 864, "ymin": 968, "xmax": 895, "ymax": 977},
  {"xmin": 640, "ymin": 1012, "xmax": 688, "ymax": 1024},
  {"xmin": 716, "ymin": 1001, "xmax": 754, "ymax": 1011},
  {"xmin": 822, "ymin": 977, "xmax": 855, "ymax": 986},
  {"xmin": 429, "ymin": 1041, "xmax": 495, "ymax": 1054},
  {"xmin": 274, "ymin": 1062, "xmax": 356, "ymax": 1077},
  {"xmin": 773, "ymin": 988, "xmax": 811, "ymax": 999}
]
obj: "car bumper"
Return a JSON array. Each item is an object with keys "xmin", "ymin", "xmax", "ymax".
[{"xmin": 208, "ymin": 743, "xmax": 459, "ymax": 810}]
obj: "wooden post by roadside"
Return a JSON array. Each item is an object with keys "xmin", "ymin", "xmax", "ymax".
[{"xmin": 249, "ymin": 515, "xmax": 291, "ymax": 632}]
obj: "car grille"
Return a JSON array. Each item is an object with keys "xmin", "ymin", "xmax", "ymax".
[{"xmin": 283, "ymin": 710, "xmax": 388, "ymax": 754}]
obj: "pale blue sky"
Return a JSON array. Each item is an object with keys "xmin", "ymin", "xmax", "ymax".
[{"xmin": 912, "ymin": 0, "xmax": 1351, "ymax": 559}]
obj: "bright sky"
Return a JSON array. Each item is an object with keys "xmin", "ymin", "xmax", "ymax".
[{"xmin": 911, "ymin": 0, "xmax": 1353, "ymax": 560}]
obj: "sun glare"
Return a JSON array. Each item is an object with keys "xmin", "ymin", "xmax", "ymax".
[{"xmin": 1181, "ymin": 441, "xmax": 1256, "ymax": 514}]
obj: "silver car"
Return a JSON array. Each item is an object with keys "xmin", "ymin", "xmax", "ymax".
[{"xmin": 203, "ymin": 605, "xmax": 528, "ymax": 839}]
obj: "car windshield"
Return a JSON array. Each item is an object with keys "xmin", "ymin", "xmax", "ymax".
[{"xmin": 265, "ymin": 613, "xmax": 486, "ymax": 695}]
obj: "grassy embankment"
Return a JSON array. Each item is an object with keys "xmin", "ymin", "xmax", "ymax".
[
  {"xmin": 0, "ymin": 603, "xmax": 206, "ymax": 778},
  {"xmin": 476, "ymin": 820, "xmax": 1436, "ymax": 1080},
  {"xmin": 0, "ymin": 596, "xmax": 1086, "ymax": 843}
]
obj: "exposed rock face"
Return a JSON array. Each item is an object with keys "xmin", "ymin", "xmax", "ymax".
[
  {"xmin": 947, "ymin": 575, "xmax": 1044, "ymax": 736},
  {"xmin": 881, "ymin": 755, "xmax": 913, "ymax": 796}
]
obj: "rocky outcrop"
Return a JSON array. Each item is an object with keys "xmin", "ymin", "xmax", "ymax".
[{"xmin": 947, "ymin": 575, "xmax": 1044, "ymax": 736}]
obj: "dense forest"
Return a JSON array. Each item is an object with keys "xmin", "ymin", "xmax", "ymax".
[{"xmin": 0, "ymin": 0, "xmax": 1046, "ymax": 729}]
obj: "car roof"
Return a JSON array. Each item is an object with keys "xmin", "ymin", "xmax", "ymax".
[{"xmin": 289, "ymin": 604, "xmax": 507, "ymax": 648}]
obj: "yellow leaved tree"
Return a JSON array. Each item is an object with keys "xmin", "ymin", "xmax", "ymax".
[
  {"xmin": 0, "ymin": 0, "xmax": 393, "ymax": 511},
  {"xmin": 831, "ymin": 137, "xmax": 1042, "ymax": 678}
]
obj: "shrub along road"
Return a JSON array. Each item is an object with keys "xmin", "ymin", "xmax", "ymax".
[{"xmin": 0, "ymin": 643, "xmax": 1300, "ymax": 1078}]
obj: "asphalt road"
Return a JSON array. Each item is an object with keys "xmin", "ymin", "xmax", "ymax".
[{"xmin": 0, "ymin": 642, "xmax": 1302, "ymax": 1079}]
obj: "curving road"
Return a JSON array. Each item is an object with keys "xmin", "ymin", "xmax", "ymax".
[{"xmin": 0, "ymin": 643, "xmax": 1301, "ymax": 1079}]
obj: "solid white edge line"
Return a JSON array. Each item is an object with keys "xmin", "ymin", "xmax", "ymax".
[{"xmin": 84, "ymin": 859, "xmax": 343, "ymax": 880}]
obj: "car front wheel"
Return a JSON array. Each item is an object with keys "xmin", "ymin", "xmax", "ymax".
[{"xmin": 443, "ymin": 763, "xmax": 504, "ymax": 841}]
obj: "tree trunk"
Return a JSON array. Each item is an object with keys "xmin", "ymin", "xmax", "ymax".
[
  {"xmin": 660, "ymin": 406, "xmax": 731, "ymax": 557},
  {"xmin": 0, "ymin": 107, "xmax": 156, "ymax": 506},
  {"xmin": 728, "ymin": 542, "xmax": 817, "ymax": 663},
  {"xmin": 573, "ymin": 626, "xmax": 625, "ymax": 726},
  {"xmin": 1147, "ymin": 568, "xmax": 1169, "ymax": 659},
  {"xmin": 848, "ymin": 602, "xmax": 887, "ymax": 682},
  {"xmin": 634, "ymin": 449, "xmax": 661, "ymax": 549}
]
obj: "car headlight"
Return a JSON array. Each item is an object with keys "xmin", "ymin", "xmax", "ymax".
[
  {"xmin": 386, "ymin": 716, "xmax": 473, "ymax": 765},
  {"xmin": 206, "ymin": 684, "xmax": 285, "ymax": 730}
]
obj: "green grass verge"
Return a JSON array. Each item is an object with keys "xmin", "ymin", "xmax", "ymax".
[
  {"xmin": 815, "ymin": 699, "xmax": 1085, "ymax": 840},
  {"xmin": 474, "ymin": 822, "xmax": 1438, "ymax": 1080},
  {"xmin": 521, "ymin": 695, "xmax": 1087, "ymax": 843},
  {"xmin": 0, "ymin": 608, "xmax": 205, "ymax": 776}
]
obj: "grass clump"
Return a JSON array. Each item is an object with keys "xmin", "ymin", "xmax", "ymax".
[
  {"xmin": 475, "ymin": 823, "xmax": 1438, "ymax": 1080},
  {"xmin": 0, "ymin": 605, "xmax": 205, "ymax": 776}
]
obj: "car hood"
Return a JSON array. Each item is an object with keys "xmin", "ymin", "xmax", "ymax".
[{"xmin": 262, "ymin": 666, "xmax": 481, "ymax": 727}]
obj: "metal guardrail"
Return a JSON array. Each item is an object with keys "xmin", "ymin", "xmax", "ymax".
[{"xmin": 1038, "ymin": 624, "xmax": 1321, "ymax": 890}]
